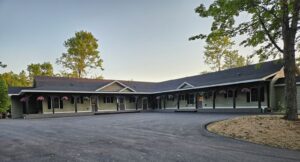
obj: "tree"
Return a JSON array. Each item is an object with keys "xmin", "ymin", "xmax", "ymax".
[
  {"xmin": 27, "ymin": 62, "xmax": 54, "ymax": 81},
  {"xmin": 1, "ymin": 71, "xmax": 30, "ymax": 87},
  {"xmin": 223, "ymin": 52, "xmax": 246, "ymax": 69},
  {"xmin": 189, "ymin": 0, "xmax": 300, "ymax": 120},
  {"xmin": 0, "ymin": 61, "xmax": 6, "ymax": 68},
  {"xmin": 0, "ymin": 76, "xmax": 9, "ymax": 113},
  {"xmin": 57, "ymin": 31, "xmax": 103, "ymax": 78},
  {"xmin": 204, "ymin": 35, "xmax": 245, "ymax": 71}
]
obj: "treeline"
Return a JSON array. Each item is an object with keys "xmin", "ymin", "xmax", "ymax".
[{"xmin": 0, "ymin": 30, "xmax": 104, "ymax": 116}]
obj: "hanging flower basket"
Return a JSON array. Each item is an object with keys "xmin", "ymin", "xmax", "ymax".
[
  {"xmin": 168, "ymin": 95, "xmax": 174, "ymax": 99},
  {"xmin": 241, "ymin": 88, "xmax": 251, "ymax": 93},
  {"xmin": 218, "ymin": 90, "xmax": 227, "ymax": 94},
  {"xmin": 20, "ymin": 96, "xmax": 28, "ymax": 102},
  {"xmin": 83, "ymin": 96, "xmax": 90, "ymax": 100},
  {"xmin": 36, "ymin": 96, "xmax": 45, "ymax": 101},
  {"xmin": 61, "ymin": 96, "xmax": 69, "ymax": 101}
]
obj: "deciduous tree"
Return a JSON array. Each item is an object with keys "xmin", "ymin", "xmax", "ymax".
[
  {"xmin": 57, "ymin": 31, "xmax": 103, "ymax": 78},
  {"xmin": 0, "ymin": 76, "xmax": 9, "ymax": 113},
  {"xmin": 203, "ymin": 35, "xmax": 245, "ymax": 71},
  {"xmin": 27, "ymin": 62, "xmax": 54, "ymax": 81},
  {"xmin": 190, "ymin": 0, "xmax": 300, "ymax": 120}
]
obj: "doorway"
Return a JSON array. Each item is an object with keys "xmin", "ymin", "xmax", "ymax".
[
  {"xmin": 142, "ymin": 98, "xmax": 148, "ymax": 110},
  {"xmin": 119, "ymin": 97, "xmax": 125, "ymax": 110},
  {"xmin": 91, "ymin": 96, "xmax": 98, "ymax": 112}
]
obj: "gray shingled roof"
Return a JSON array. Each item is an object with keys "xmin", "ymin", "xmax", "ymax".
[{"xmin": 8, "ymin": 60, "xmax": 283, "ymax": 95}]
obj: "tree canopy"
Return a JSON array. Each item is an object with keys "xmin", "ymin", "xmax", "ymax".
[
  {"xmin": 57, "ymin": 31, "xmax": 103, "ymax": 78},
  {"xmin": 27, "ymin": 62, "xmax": 54, "ymax": 81},
  {"xmin": 190, "ymin": 0, "xmax": 300, "ymax": 120},
  {"xmin": 203, "ymin": 35, "xmax": 246, "ymax": 71},
  {"xmin": 0, "ymin": 76, "xmax": 9, "ymax": 113}
]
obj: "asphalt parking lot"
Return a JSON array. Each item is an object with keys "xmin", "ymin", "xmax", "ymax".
[{"xmin": 0, "ymin": 112, "xmax": 299, "ymax": 162}]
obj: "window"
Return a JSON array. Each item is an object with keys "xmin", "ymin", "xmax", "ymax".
[
  {"xmin": 167, "ymin": 95, "xmax": 174, "ymax": 101},
  {"xmin": 48, "ymin": 97, "xmax": 63, "ymax": 109},
  {"xmin": 227, "ymin": 90, "xmax": 233, "ymax": 98},
  {"xmin": 224, "ymin": 90, "xmax": 235, "ymax": 98},
  {"xmin": 246, "ymin": 87, "xmax": 265, "ymax": 102},
  {"xmin": 52, "ymin": 97, "xmax": 59, "ymax": 109},
  {"xmin": 104, "ymin": 96, "xmax": 114, "ymax": 103},
  {"xmin": 71, "ymin": 96, "xmax": 83, "ymax": 104},
  {"xmin": 129, "ymin": 97, "xmax": 136, "ymax": 103},
  {"xmin": 179, "ymin": 95, "xmax": 185, "ymax": 100},
  {"xmin": 187, "ymin": 94, "xmax": 195, "ymax": 104}
]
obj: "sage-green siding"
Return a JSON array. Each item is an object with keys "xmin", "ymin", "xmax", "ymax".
[
  {"xmin": 275, "ymin": 86, "xmax": 300, "ymax": 113},
  {"xmin": 202, "ymin": 89, "xmax": 268, "ymax": 109},
  {"xmin": 11, "ymin": 96, "xmax": 23, "ymax": 118}
]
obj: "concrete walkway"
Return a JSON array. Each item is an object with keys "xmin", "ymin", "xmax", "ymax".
[{"xmin": 0, "ymin": 113, "xmax": 299, "ymax": 162}]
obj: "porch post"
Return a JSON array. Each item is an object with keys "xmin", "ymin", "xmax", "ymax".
[
  {"xmin": 50, "ymin": 96, "xmax": 54, "ymax": 114},
  {"xmin": 213, "ymin": 91, "xmax": 216, "ymax": 109},
  {"xmin": 258, "ymin": 84, "xmax": 262, "ymax": 110},
  {"xmin": 25, "ymin": 97, "xmax": 29, "ymax": 115},
  {"xmin": 116, "ymin": 96, "xmax": 119, "ymax": 111},
  {"xmin": 195, "ymin": 92, "xmax": 198, "ymax": 109},
  {"xmin": 266, "ymin": 83, "xmax": 270, "ymax": 108},
  {"xmin": 233, "ymin": 89, "xmax": 236, "ymax": 109},
  {"xmin": 163, "ymin": 95, "xmax": 166, "ymax": 109},
  {"xmin": 73, "ymin": 96, "xmax": 78, "ymax": 113},
  {"xmin": 135, "ymin": 96, "xmax": 138, "ymax": 110},
  {"xmin": 89, "ymin": 96, "xmax": 93, "ymax": 112},
  {"xmin": 177, "ymin": 93, "xmax": 180, "ymax": 109}
]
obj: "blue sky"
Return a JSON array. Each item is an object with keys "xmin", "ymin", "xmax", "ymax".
[{"xmin": 0, "ymin": 0, "xmax": 254, "ymax": 82}]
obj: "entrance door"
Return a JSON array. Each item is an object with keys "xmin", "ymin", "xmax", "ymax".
[
  {"xmin": 197, "ymin": 96, "xmax": 203, "ymax": 108},
  {"xmin": 142, "ymin": 98, "xmax": 148, "ymax": 110},
  {"xmin": 119, "ymin": 97, "xmax": 125, "ymax": 110},
  {"xmin": 91, "ymin": 96, "xmax": 98, "ymax": 112}
]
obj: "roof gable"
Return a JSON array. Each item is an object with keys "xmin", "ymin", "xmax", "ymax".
[
  {"xmin": 96, "ymin": 81, "xmax": 136, "ymax": 92},
  {"xmin": 177, "ymin": 82, "xmax": 194, "ymax": 89}
]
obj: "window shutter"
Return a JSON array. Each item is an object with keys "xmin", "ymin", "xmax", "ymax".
[
  {"xmin": 111, "ymin": 97, "xmax": 114, "ymax": 103},
  {"xmin": 246, "ymin": 92, "xmax": 250, "ymax": 102},
  {"xmin": 80, "ymin": 97, "xmax": 83, "ymax": 104},
  {"xmin": 260, "ymin": 87, "xmax": 265, "ymax": 102},
  {"xmin": 47, "ymin": 97, "xmax": 51, "ymax": 109},
  {"xmin": 60, "ymin": 99, "xmax": 63, "ymax": 109},
  {"xmin": 71, "ymin": 97, "xmax": 74, "ymax": 104}
]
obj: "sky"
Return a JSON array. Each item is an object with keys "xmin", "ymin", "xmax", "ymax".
[{"xmin": 0, "ymin": 0, "xmax": 255, "ymax": 82}]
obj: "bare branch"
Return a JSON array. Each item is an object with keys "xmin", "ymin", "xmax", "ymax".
[{"xmin": 257, "ymin": 12, "xmax": 284, "ymax": 53}]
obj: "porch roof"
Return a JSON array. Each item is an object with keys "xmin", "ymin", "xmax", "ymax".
[{"xmin": 9, "ymin": 60, "xmax": 283, "ymax": 95}]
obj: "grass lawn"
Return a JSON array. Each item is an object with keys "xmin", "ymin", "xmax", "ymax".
[{"xmin": 207, "ymin": 115, "xmax": 300, "ymax": 150}]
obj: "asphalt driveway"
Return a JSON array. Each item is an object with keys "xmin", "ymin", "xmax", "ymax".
[{"xmin": 0, "ymin": 112, "xmax": 299, "ymax": 162}]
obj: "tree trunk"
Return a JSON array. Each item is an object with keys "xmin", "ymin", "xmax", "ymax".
[
  {"xmin": 283, "ymin": 42, "xmax": 298, "ymax": 120},
  {"xmin": 281, "ymin": 0, "xmax": 299, "ymax": 121}
]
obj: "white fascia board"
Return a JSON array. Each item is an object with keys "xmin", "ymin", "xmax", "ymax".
[
  {"xmin": 274, "ymin": 82, "xmax": 300, "ymax": 87},
  {"xmin": 152, "ymin": 78, "xmax": 266, "ymax": 94},
  {"xmin": 95, "ymin": 80, "xmax": 136, "ymax": 92},
  {"xmin": 176, "ymin": 82, "xmax": 194, "ymax": 89},
  {"xmin": 19, "ymin": 89, "xmax": 146, "ymax": 95}
]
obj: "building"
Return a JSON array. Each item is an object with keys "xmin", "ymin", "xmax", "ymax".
[{"xmin": 8, "ymin": 60, "xmax": 300, "ymax": 118}]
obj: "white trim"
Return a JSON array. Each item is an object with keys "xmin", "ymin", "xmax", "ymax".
[
  {"xmin": 119, "ymin": 87, "xmax": 134, "ymax": 92},
  {"xmin": 95, "ymin": 80, "xmax": 136, "ymax": 92},
  {"xmin": 178, "ymin": 107, "xmax": 196, "ymax": 109},
  {"xmin": 203, "ymin": 106, "xmax": 268, "ymax": 109},
  {"xmin": 176, "ymin": 82, "xmax": 194, "ymax": 89},
  {"xmin": 262, "ymin": 72, "xmax": 278, "ymax": 80},
  {"xmin": 275, "ymin": 82, "xmax": 300, "ymax": 87},
  {"xmin": 152, "ymin": 78, "xmax": 266, "ymax": 94}
]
